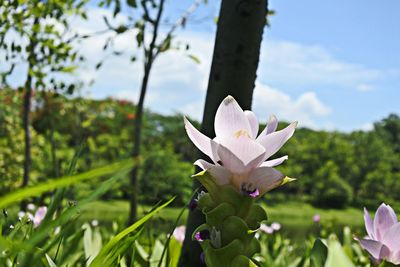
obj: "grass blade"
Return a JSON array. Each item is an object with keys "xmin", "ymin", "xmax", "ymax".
[
  {"xmin": 90, "ymin": 197, "xmax": 175, "ymax": 267},
  {"xmin": 0, "ymin": 159, "xmax": 134, "ymax": 209}
]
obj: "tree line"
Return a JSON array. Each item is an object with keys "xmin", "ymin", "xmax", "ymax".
[{"xmin": 1, "ymin": 88, "xmax": 399, "ymax": 209}]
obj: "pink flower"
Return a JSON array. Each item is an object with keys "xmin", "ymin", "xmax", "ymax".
[
  {"xmin": 356, "ymin": 203, "xmax": 400, "ymax": 265},
  {"xmin": 271, "ymin": 222, "xmax": 281, "ymax": 231},
  {"xmin": 33, "ymin": 206, "xmax": 47, "ymax": 227},
  {"xmin": 184, "ymin": 96, "xmax": 297, "ymax": 197},
  {"xmin": 173, "ymin": 225, "xmax": 186, "ymax": 244},
  {"xmin": 313, "ymin": 214, "xmax": 321, "ymax": 223},
  {"xmin": 259, "ymin": 224, "xmax": 274, "ymax": 234}
]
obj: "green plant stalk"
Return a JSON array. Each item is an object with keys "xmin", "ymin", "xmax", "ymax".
[{"xmin": 192, "ymin": 171, "xmax": 267, "ymax": 267}]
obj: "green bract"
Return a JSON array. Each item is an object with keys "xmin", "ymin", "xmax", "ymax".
[{"xmin": 193, "ymin": 171, "xmax": 268, "ymax": 267}]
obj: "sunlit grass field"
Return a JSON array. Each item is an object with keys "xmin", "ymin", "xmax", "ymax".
[{"xmin": 80, "ymin": 200, "xmax": 365, "ymax": 240}]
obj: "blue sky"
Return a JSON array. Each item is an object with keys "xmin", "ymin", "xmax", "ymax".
[{"xmin": 3, "ymin": 0, "xmax": 400, "ymax": 131}]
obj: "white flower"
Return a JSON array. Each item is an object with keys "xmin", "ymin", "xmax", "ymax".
[
  {"xmin": 184, "ymin": 95, "xmax": 296, "ymax": 196},
  {"xmin": 27, "ymin": 203, "xmax": 35, "ymax": 211},
  {"xmin": 271, "ymin": 222, "xmax": 281, "ymax": 231}
]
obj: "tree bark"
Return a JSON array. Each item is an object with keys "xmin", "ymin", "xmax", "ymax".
[
  {"xmin": 128, "ymin": 0, "xmax": 166, "ymax": 224},
  {"xmin": 179, "ymin": 0, "xmax": 267, "ymax": 265},
  {"xmin": 22, "ymin": 81, "xmax": 32, "ymax": 188},
  {"xmin": 128, "ymin": 59, "xmax": 153, "ymax": 224},
  {"xmin": 21, "ymin": 18, "xmax": 38, "ymax": 210}
]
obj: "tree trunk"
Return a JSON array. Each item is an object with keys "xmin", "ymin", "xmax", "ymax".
[
  {"xmin": 128, "ymin": 60, "xmax": 153, "ymax": 224},
  {"xmin": 21, "ymin": 17, "xmax": 39, "ymax": 210},
  {"xmin": 179, "ymin": 0, "xmax": 267, "ymax": 265},
  {"xmin": 128, "ymin": 0, "xmax": 165, "ymax": 225},
  {"xmin": 22, "ymin": 84, "xmax": 32, "ymax": 188}
]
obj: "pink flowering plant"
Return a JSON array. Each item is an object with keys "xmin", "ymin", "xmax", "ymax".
[
  {"xmin": 184, "ymin": 96, "xmax": 297, "ymax": 266},
  {"xmin": 356, "ymin": 203, "xmax": 400, "ymax": 266}
]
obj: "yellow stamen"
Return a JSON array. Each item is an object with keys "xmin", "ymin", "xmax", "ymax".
[{"xmin": 234, "ymin": 129, "xmax": 250, "ymax": 138}]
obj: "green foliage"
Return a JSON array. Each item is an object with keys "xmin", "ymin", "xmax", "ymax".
[
  {"xmin": 193, "ymin": 171, "xmax": 267, "ymax": 266},
  {"xmin": 312, "ymin": 161, "xmax": 353, "ymax": 209},
  {"xmin": 90, "ymin": 198, "xmax": 175, "ymax": 266},
  {"xmin": 0, "ymin": 0, "xmax": 87, "ymax": 91},
  {"xmin": 139, "ymin": 144, "xmax": 194, "ymax": 206},
  {"xmin": 256, "ymin": 232, "xmax": 308, "ymax": 267},
  {"xmin": 0, "ymin": 158, "xmax": 175, "ymax": 267},
  {"xmin": 324, "ymin": 235, "xmax": 355, "ymax": 267},
  {"xmin": 310, "ymin": 239, "xmax": 327, "ymax": 267},
  {"xmin": 1, "ymin": 88, "xmax": 400, "ymax": 208}
]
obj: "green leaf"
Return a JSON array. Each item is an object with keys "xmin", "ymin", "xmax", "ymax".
[
  {"xmin": 192, "ymin": 170, "xmax": 218, "ymax": 196},
  {"xmin": 45, "ymin": 254, "xmax": 57, "ymax": 267},
  {"xmin": 0, "ymin": 160, "xmax": 134, "ymax": 209},
  {"xmin": 59, "ymin": 66, "xmax": 77, "ymax": 73},
  {"xmin": 90, "ymin": 197, "xmax": 175, "ymax": 267},
  {"xmin": 324, "ymin": 235, "xmax": 355, "ymax": 267},
  {"xmin": 187, "ymin": 54, "xmax": 200, "ymax": 64},
  {"xmin": 127, "ymin": 0, "xmax": 137, "ymax": 7},
  {"xmin": 310, "ymin": 239, "xmax": 328, "ymax": 267},
  {"xmin": 83, "ymin": 224, "xmax": 102, "ymax": 265},
  {"xmin": 167, "ymin": 238, "xmax": 182, "ymax": 267},
  {"xmin": 378, "ymin": 261, "xmax": 399, "ymax": 267}
]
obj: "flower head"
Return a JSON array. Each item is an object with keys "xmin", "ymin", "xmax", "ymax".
[
  {"xmin": 356, "ymin": 203, "xmax": 400, "ymax": 265},
  {"xmin": 33, "ymin": 206, "xmax": 47, "ymax": 227},
  {"xmin": 27, "ymin": 203, "xmax": 35, "ymax": 211},
  {"xmin": 173, "ymin": 225, "xmax": 186, "ymax": 244},
  {"xmin": 259, "ymin": 224, "xmax": 274, "ymax": 234},
  {"xmin": 313, "ymin": 214, "xmax": 321, "ymax": 223},
  {"xmin": 271, "ymin": 222, "xmax": 281, "ymax": 231},
  {"xmin": 184, "ymin": 95, "xmax": 296, "ymax": 196}
]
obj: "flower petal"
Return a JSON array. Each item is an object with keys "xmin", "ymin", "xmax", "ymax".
[
  {"xmin": 248, "ymin": 167, "xmax": 285, "ymax": 194},
  {"xmin": 358, "ymin": 239, "xmax": 390, "ymax": 260},
  {"xmin": 33, "ymin": 206, "xmax": 47, "ymax": 227},
  {"xmin": 208, "ymin": 165, "xmax": 231, "ymax": 185},
  {"xmin": 257, "ymin": 121, "xmax": 297, "ymax": 160},
  {"xmin": 258, "ymin": 115, "xmax": 278, "ymax": 137},
  {"xmin": 214, "ymin": 96, "xmax": 251, "ymax": 138},
  {"xmin": 244, "ymin": 110, "xmax": 259, "ymax": 139},
  {"xmin": 364, "ymin": 207, "xmax": 375, "ymax": 240},
  {"xmin": 374, "ymin": 203, "xmax": 398, "ymax": 241},
  {"xmin": 184, "ymin": 117, "xmax": 216, "ymax": 162},
  {"xmin": 194, "ymin": 159, "xmax": 215, "ymax": 170},
  {"xmin": 390, "ymin": 250, "xmax": 400, "ymax": 265},
  {"xmin": 260, "ymin": 155, "xmax": 288, "ymax": 167},
  {"xmin": 382, "ymin": 222, "xmax": 400, "ymax": 252},
  {"xmin": 246, "ymin": 152, "xmax": 268, "ymax": 172},
  {"xmin": 217, "ymin": 136, "xmax": 265, "ymax": 173}
]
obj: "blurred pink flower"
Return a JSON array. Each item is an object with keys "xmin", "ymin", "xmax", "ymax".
[
  {"xmin": 271, "ymin": 222, "xmax": 281, "ymax": 231},
  {"xmin": 173, "ymin": 225, "xmax": 186, "ymax": 244},
  {"xmin": 33, "ymin": 206, "xmax": 47, "ymax": 227},
  {"xmin": 313, "ymin": 214, "xmax": 321, "ymax": 223},
  {"xmin": 356, "ymin": 203, "xmax": 400, "ymax": 265},
  {"xmin": 259, "ymin": 224, "xmax": 274, "ymax": 234},
  {"xmin": 184, "ymin": 96, "xmax": 297, "ymax": 197}
]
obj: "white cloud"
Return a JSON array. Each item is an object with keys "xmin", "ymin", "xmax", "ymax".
[
  {"xmin": 252, "ymin": 83, "xmax": 331, "ymax": 128},
  {"xmin": 68, "ymin": 7, "xmax": 335, "ymax": 129},
  {"xmin": 3, "ymin": 6, "xmax": 392, "ymax": 131},
  {"xmin": 259, "ymin": 41, "xmax": 387, "ymax": 90}
]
